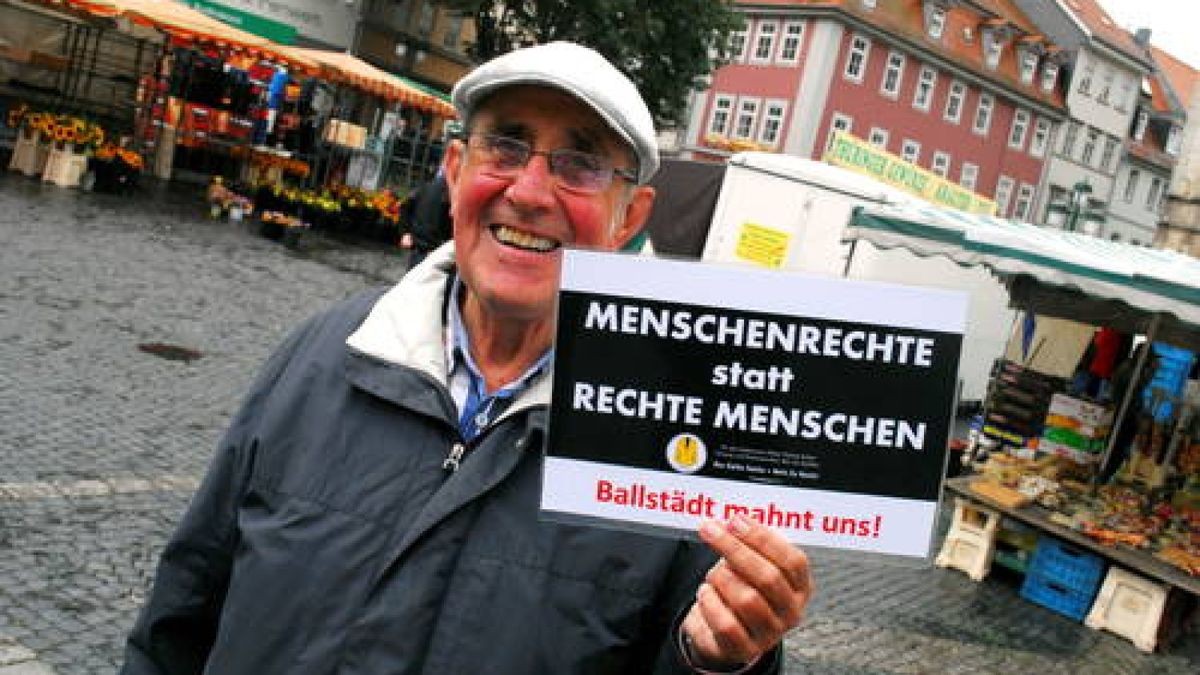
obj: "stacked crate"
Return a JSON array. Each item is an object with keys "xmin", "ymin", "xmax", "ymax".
[
  {"xmin": 982, "ymin": 360, "xmax": 1066, "ymax": 456},
  {"xmin": 1039, "ymin": 393, "xmax": 1114, "ymax": 465},
  {"xmin": 1020, "ymin": 536, "xmax": 1107, "ymax": 621}
]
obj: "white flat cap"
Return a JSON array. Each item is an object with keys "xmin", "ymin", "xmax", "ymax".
[{"xmin": 451, "ymin": 42, "xmax": 660, "ymax": 184}]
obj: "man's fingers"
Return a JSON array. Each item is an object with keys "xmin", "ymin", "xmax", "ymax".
[
  {"xmin": 705, "ymin": 562, "xmax": 788, "ymax": 642},
  {"xmin": 700, "ymin": 517, "xmax": 812, "ymax": 624},
  {"xmin": 693, "ymin": 582, "xmax": 760, "ymax": 664}
]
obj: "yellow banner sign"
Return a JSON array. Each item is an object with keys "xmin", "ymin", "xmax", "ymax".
[
  {"xmin": 735, "ymin": 222, "xmax": 790, "ymax": 268},
  {"xmin": 822, "ymin": 131, "xmax": 996, "ymax": 215}
]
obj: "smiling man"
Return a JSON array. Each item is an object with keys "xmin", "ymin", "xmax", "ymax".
[{"xmin": 122, "ymin": 42, "xmax": 810, "ymax": 675}]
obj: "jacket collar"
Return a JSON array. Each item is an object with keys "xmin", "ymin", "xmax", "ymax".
[{"xmin": 345, "ymin": 242, "xmax": 552, "ymax": 415}]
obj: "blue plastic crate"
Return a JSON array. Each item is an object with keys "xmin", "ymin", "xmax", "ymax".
[
  {"xmin": 1026, "ymin": 537, "xmax": 1106, "ymax": 591},
  {"xmin": 1020, "ymin": 573, "xmax": 1096, "ymax": 622}
]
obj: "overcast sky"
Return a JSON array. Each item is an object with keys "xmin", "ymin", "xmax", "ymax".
[{"xmin": 1098, "ymin": 0, "xmax": 1200, "ymax": 69}]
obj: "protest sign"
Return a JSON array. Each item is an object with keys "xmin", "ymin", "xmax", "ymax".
[{"xmin": 540, "ymin": 250, "xmax": 968, "ymax": 559}]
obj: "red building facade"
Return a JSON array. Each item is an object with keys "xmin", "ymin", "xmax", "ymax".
[{"xmin": 686, "ymin": 0, "xmax": 1067, "ymax": 218}]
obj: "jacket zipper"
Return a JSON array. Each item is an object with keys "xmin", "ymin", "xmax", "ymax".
[{"xmin": 442, "ymin": 441, "xmax": 466, "ymax": 472}]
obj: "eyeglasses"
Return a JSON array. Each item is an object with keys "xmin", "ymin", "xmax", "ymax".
[{"xmin": 465, "ymin": 133, "xmax": 637, "ymax": 193}]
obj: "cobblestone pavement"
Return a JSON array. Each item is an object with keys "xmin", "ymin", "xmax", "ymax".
[{"xmin": 0, "ymin": 176, "xmax": 1197, "ymax": 674}]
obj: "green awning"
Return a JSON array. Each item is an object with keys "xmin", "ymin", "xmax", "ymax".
[
  {"xmin": 847, "ymin": 203, "xmax": 1200, "ymax": 348},
  {"xmin": 184, "ymin": 0, "xmax": 297, "ymax": 45}
]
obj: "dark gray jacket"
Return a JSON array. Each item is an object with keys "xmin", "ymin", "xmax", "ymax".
[{"xmin": 122, "ymin": 246, "xmax": 781, "ymax": 674}]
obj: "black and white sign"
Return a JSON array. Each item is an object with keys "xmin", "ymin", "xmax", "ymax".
[{"xmin": 541, "ymin": 250, "xmax": 967, "ymax": 559}]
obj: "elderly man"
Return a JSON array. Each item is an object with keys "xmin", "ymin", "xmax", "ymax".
[{"xmin": 123, "ymin": 42, "xmax": 810, "ymax": 674}]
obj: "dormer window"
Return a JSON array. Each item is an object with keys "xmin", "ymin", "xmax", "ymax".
[
  {"xmin": 1133, "ymin": 110, "xmax": 1148, "ymax": 141},
  {"xmin": 1167, "ymin": 126, "xmax": 1182, "ymax": 155},
  {"xmin": 983, "ymin": 30, "xmax": 1003, "ymax": 69},
  {"xmin": 1019, "ymin": 50, "xmax": 1038, "ymax": 85},
  {"xmin": 928, "ymin": 7, "xmax": 947, "ymax": 40},
  {"xmin": 1041, "ymin": 62, "xmax": 1059, "ymax": 92}
]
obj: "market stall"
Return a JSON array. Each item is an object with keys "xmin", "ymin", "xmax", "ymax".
[
  {"xmin": 845, "ymin": 202, "xmax": 1200, "ymax": 650},
  {"xmin": 0, "ymin": 0, "xmax": 164, "ymax": 186}
]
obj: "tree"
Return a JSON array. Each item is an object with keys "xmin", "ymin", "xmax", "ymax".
[{"xmin": 440, "ymin": 1, "xmax": 744, "ymax": 128}]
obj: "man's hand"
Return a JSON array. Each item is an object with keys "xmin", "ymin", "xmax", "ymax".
[{"xmin": 681, "ymin": 516, "xmax": 812, "ymax": 671}]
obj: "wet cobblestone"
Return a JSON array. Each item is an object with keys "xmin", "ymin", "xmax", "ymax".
[{"xmin": 0, "ymin": 175, "xmax": 1196, "ymax": 673}]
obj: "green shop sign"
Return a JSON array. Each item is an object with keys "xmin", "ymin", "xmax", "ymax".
[
  {"xmin": 185, "ymin": 0, "xmax": 298, "ymax": 45},
  {"xmin": 823, "ymin": 131, "xmax": 996, "ymax": 215}
]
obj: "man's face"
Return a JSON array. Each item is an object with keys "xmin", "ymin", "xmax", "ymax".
[{"xmin": 444, "ymin": 86, "xmax": 655, "ymax": 323}]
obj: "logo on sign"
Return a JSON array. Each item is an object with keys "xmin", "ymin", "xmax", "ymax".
[{"xmin": 666, "ymin": 433, "xmax": 707, "ymax": 473}]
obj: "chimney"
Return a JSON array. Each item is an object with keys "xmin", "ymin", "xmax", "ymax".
[{"xmin": 1133, "ymin": 28, "xmax": 1152, "ymax": 48}]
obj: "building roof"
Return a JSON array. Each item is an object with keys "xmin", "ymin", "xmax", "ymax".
[
  {"xmin": 736, "ymin": 0, "xmax": 1066, "ymax": 112},
  {"xmin": 1151, "ymin": 45, "xmax": 1200, "ymax": 111},
  {"xmin": 1059, "ymin": 0, "xmax": 1148, "ymax": 67}
]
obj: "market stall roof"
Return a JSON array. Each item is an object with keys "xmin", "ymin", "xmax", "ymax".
[
  {"xmin": 44, "ymin": 0, "xmax": 319, "ymax": 71},
  {"xmin": 846, "ymin": 202, "xmax": 1200, "ymax": 349},
  {"xmin": 274, "ymin": 47, "xmax": 456, "ymax": 117}
]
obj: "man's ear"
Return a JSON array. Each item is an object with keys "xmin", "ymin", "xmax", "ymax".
[
  {"xmin": 612, "ymin": 185, "xmax": 656, "ymax": 250},
  {"xmin": 443, "ymin": 139, "xmax": 465, "ymax": 218}
]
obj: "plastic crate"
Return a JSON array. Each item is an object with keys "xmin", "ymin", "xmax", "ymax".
[
  {"xmin": 1020, "ymin": 573, "xmax": 1097, "ymax": 621},
  {"xmin": 1027, "ymin": 537, "xmax": 1106, "ymax": 591}
]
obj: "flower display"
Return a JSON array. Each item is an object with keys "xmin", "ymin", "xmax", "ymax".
[
  {"xmin": 230, "ymin": 146, "xmax": 311, "ymax": 178},
  {"xmin": 7, "ymin": 104, "xmax": 108, "ymax": 149}
]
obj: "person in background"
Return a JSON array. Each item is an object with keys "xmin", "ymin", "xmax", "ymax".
[
  {"xmin": 399, "ymin": 171, "xmax": 453, "ymax": 268},
  {"xmin": 121, "ymin": 41, "xmax": 810, "ymax": 674}
]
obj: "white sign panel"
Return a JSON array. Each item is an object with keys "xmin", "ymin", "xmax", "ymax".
[{"xmin": 541, "ymin": 250, "xmax": 968, "ymax": 560}]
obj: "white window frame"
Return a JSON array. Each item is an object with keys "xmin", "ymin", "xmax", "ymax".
[
  {"xmin": 1147, "ymin": 176, "xmax": 1163, "ymax": 211},
  {"xmin": 1041, "ymin": 62, "xmax": 1059, "ymax": 92},
  {"xmin": 868, "ymin": 127, "xmax": 890, "ymax": 149},
  {"xmin": 1061, "ymin": 121, "xmax": 1080, "ymax": 158},
  {"xmin": 928, "ymin": 7, "xmax": 947, "ymax": 39},
  {"xmin": 880, "ymin": 50, "xmax": 906, "ymax": 98},
  {"xmin": 960, "ymin": 162, "xmax": 979, "ymax": 191},
  {"xmin": 1098, "ymin": 66, "xmax": 1114, "ymax": 105},
  {"xmin": 827, "ymin": 112, "xmax": 853, "ymax": 151},
  {"xmin": 729, "ymin": 27, "xmax": 749, "ymax": 63},
  {"xmin": 1133, "ymin": 111, "xmax": 1149, "ymax": 141},
  {"xmin": 931, "ymin": 151, "xmax": 950, "ymax": 178},
  {"xmin": 777, "ymin": 21, "xmax": 805, "ymax": 65},
  {"xmin": 1124, "ymin": 169, "xmax": 1140, "ymax": 203},
  {"xmin": 844, "ymin": 34, "xmax": 871, "ymax": 83},
  {"xmin": 943, "ymin": 79, "xmax": 967, "ymax": 123},
  {"xmin": 1077, "ymin": 61, "xmax": 1095, "ymax": 95},
  {"xmin": 972, "ymin": 93, "xmax": 994, "ymax": 135},
  {"xmin": 1014, "ymin": 183, "xmax": 1035, "ymax": 221},
  {"xmin": 901, "ymin": 139, "xmax": 921, "ymax": 163},
  {"xmin": 1116, "ymin": 76, "xmax": 1133, "ymax": 113},
  {"xmin": 708, "ymin": 94, "xmax": 734, "ymax": 136},
  {"xmin": 733, "ymin": 97, "xmax": 761, "ymax": 140},
  {"xmin": 758, "ymin": 100, "xmax": 787, "ymax": 147},
  {"xmin": 913, "ymin": 65, "xmax": 937, "ymax": 112},
  {"xmin": 1081, "ymin": 128, "xmax": 1099, "ymax": 166},
  {"xmin": 1030, "ymin": 118, "xmax": 1051, "ymax": 158},
  {"xmin": 1099, "ymin": 136, "xmax": 1118, "ymax": 173},
  {"xmin": 1019, "ymin": 51, "xmax": 1038, "ymax": 85},
  {"xmin": 984, "ymin": 31, "xmax": 1003, "ymax": 69},
  {"xmin": 1008, "ymin": 109, "xmax": 1030, "ymax": 150},
  {"xmin": 862, "ymin": 0, "xmax": 877, "ymax": 7},
  {"xmin": 751, "ymin": 20, "xmax": 779, "ymax": 64},
  {"xmin": 1167, "ymin": 126, "xmax": 1182, "ymax": 155},
  {"xmin": 995, "ymin": 175, "xmax": 1015, "ymax": 217}
]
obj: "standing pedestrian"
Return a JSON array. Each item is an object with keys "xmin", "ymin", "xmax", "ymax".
[{"xmin": 121, "ymin": 41, "xmax": 810, "ymax": 674}]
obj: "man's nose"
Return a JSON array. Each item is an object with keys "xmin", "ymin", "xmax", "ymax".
[{"xmin": 505, "ymin": 153, "xmax": 557, "ymax": 208}]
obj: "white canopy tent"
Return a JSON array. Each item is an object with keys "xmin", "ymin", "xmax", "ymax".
[
  {"xmin": 845, "ymin": 202, "xmax": 1200, "ymax": 477},
  {"xmin": 845, "ymin": 202, "xmax": 1200, "ymax": 350}
]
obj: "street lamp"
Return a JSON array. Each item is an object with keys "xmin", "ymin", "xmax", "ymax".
[{"xmin": 1046, "ymin": 180, "xmax": 1105, "ymax": 235}]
